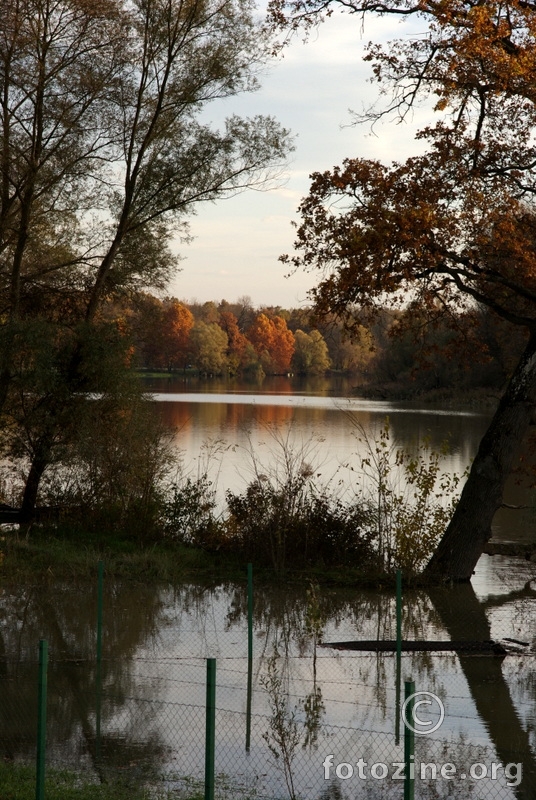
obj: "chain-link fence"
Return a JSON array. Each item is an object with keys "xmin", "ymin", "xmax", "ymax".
[{"xmin": 1, "ymin": 554, "xmax": 535, "ymax": 799}]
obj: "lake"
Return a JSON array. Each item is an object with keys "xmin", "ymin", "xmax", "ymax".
[
  {"xmin": 2, "ymin": 377, "xmax": 536, "ymax": 799},
  {"xmin": 146, "ymin": 374, "xmax": 536, "ymax": 544}
]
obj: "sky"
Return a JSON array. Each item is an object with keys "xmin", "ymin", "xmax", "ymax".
[{"xmin": 168, "ymin": 8, "xmax": 432, "ymax": 309}]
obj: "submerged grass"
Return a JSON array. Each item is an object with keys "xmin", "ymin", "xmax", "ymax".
[{"xmin": 0, "ymin": 762, "xmax": 269, "ymax": 800}]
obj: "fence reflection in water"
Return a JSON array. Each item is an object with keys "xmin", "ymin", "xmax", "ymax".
[{"xmin": 1, "ymin": 562, "xmax": 535, "ymax": 800}]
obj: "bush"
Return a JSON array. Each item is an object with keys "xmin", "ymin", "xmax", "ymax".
[
  {"xmin": 225, "ymin": 475, "xmax": 377, "ymax": 574},
  {"xmin": 35, "ymin": 396, "xmax": 178, "ymax": 543},
  {"xmin": 162, "ymin": 475, "xmax": 219, "ymax": 547},
  {"xmin": 349, "ymin": 417, "xmax": 463, "ymax": 575}
]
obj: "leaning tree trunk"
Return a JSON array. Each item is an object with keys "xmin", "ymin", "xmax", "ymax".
[{"xmin": 424, "ymin": 330, "xmax": 536, "ymax": 582}]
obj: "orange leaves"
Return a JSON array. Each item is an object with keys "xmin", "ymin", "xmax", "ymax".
[
  {"xmin": 279, "ymin": 1, "xmax": 536, "ymax": 333},
  {"xmin": 248, "ymin": 313, "xmax": 295, "ymax": 374},
  {"xmin": 164, "ymin": 301, "xmax": 195, "ymax": 356},
  {"xmin": 286, "ymin": 141, "xmax": 536, "ymax": 331},
  {"xmin": 219, "ymin": 310, "xmax": 251, "ymax": 372},
  {"xmin": 135, "ymin": 296, "xmax": 194, "ymax": 370}
]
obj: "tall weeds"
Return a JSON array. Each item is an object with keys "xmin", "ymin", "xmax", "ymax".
[
  {"xmin": 261, "ymin": 645, "xmax": 301, "ymax": 800},
  {"xmin": 346, "ymin": 417, "xmax": 464, "ymax": 575}
]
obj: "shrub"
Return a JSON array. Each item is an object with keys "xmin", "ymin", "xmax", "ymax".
[
  {"xmin": 225, "ymin": 475, "xmax": 377, "ymax": 573},
  {"xmin": 162, "ymin": 475, "xmax": 219, "ymax": 547},
  {"xmin": 349, "ymin": 417, "xmax": 464, "ymax": 575}
]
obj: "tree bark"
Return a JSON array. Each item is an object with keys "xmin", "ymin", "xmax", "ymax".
[
  {"xmin": 424, "ymin": 331, "xmax": 536, "ymax": 582},
  {"xmin": 20, "ymin": 442, "xmax": 51, "ymax": 522}
]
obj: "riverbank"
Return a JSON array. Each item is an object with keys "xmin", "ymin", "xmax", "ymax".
[
  {"xmin": 0, "ymin": 527, "xmax": 239, "ymax": 585},
  {"xmin": 0, "ymin": 527, "xmax": 387, "ymax": 588},
  {"xmin": 3, "ymin": 524, "xmax": 535, "ymax": 595},
  {"xmin": 0, "ymin": 762, "xmax": 205, "ymax": 800}
]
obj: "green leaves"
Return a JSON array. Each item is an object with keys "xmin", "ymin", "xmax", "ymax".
[{"xmin": 352, "ymin": 418, "xmax": 463, "ymax": 575}]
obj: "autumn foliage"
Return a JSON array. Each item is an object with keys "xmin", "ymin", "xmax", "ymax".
[
  {"xmin": 272, "ymin": 0, "xmax": 536, "ymax": 580},
  {"xmin": 248, "ymin": 313, "xmax": 295, "ymax": 374}
]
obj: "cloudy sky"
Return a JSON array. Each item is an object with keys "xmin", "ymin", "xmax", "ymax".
[{"xmin": 168, "ymin": 8, "xmax": 431, "ymax": 309}]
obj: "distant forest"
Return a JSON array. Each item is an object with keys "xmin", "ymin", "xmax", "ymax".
[{"xmin": 121, "ymin": 293, "xmax": 527, "ymax": 397}]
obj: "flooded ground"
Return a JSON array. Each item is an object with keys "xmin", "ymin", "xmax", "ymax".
[
  {"xmin": 2, "ymin": 381, "xmax": 536, "ymax": 798},
  {"xmin": 2, "ymin": 553, "xmax": 536, "ymax": 799}
]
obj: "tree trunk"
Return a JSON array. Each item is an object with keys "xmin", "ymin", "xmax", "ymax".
[
  {"xmin": 20, "ymin": 443, "xmax": 50, "ymax": 522},
  {"xmin": 424, "ymin": 331, "xmax": 536, "ymax": 582}
]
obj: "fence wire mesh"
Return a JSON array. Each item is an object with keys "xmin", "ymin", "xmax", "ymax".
[{"xmin": 1, "ymin": 553, "xmax": 535, "ymax": 799}]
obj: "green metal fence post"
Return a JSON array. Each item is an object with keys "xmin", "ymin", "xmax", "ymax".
[
  {"xmin": 404, "ymin": 679, "xmax": 415, "ymax": 800},
  {"xmin": 205, "ymin": 658, "xmax": 216, "ymax": 800},
  {"xmin": 395, "ymin": 569, "xmax": 402, "ymax": 744},
  {"xmin": 246, "ymin": 562, "xmax": 253, "ymax": 751},
  {"xmin": 96, "ymin": 560, "xmax": 104, "ymax": 762},
  {"xmin": 35, "ymin": 639, "xmax": 48, "ymax": 800}
]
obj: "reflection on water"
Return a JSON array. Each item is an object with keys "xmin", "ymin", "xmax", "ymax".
[
  {"xmin": 151, "ymin": 392, "xmax": 482, "ymax": 415},
  {"xmin": 143, "ymin": 376, "xmax": 536, "ymax": 543},
  {"xmin": 2, "ymin": 558, "xmax": 536, "ymax": 798},
  {"xmin": 3, "ymin": 378, "xmax": 536, "ymax": 796}
]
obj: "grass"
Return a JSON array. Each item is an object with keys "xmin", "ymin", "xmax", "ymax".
[
  {"xmin": 0, "ymin": 526, "xmax": 247, "ymax": 587},
  {"xmin": 0, "ymin": 762, "xmax": 269, "ymax": 800},
  {"xmin": 0, "ymin": 762, "xmax": 180, "ymax": 800},
  {"xmin": 0, "ymin": 524, "xmax": 386, "ymax": 588}
]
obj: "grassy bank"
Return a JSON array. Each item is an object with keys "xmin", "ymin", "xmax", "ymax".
[
  {"xmin": 0, "ymin": 526, "xmax": 250, "ymax": 586},
  {"xmin": 0, "ymin": 526, "xmax": 386, "ymax": 588},
  {"xmin": 0, "ymin": 762, "xmax": 206, "ymax": 800}
]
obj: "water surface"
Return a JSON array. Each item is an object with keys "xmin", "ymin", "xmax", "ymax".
[
  {"xmin": 145, "ymin": 375, "xmax": 535, "ymax": 543},
  {"xmin": 2, "ymin": 377, "xmax": 536, "ymax": 798}
]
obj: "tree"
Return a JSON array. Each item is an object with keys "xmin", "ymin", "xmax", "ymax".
[
  {"xmin": 292, "ymin": 329, "xmax": 330, "ymax": 374},
  {"xmin": 248, "ymin": 313, "xmax": 295, "ymax": 373},
  {"xmin": 275, "ymin": 0, "xmax": 536, "ymax": 580},
  {"xmin": 159, "ymin": 300, "xmax": 194, "ymax": 371},
  {"xmin": 218, "ymin": 310, "xmax": 250, "ymax": 374},
  {"xmin": 0, "ymin": 0, "xmax": 292, "ymax": 516},
  {"xmin": 316, "ymin": 315, "xmax": 374, "ymax": 374},
  {"xmin": 190, "ymin": 321, "xmax": 228, "ymax": 373},
  {"xmin": 271, "ymin": 316, "xmax": 295, "ymax": 373}
]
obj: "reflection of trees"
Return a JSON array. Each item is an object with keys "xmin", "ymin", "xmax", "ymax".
[
  {"xmin": 3, "ymin": 575, "xmax": 536, "ymax": 796},
  {"xmin": 224, "ymin": 582, "xmax": 451, "ymax": 726},
  {"xmin": 224, "ymin": 578, "xmax": 536, "ymax": 798},
  {"xmin": 0, "ymin": 580, "xmax": 168, "ymax": 781},
  {"xmin": 429, "ymin": 585, "xmax": 536, "ymax": 800}
]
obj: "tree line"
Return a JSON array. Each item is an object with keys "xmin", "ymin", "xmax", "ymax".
[
  {"xmin": 128, "ymin": 293, "xmax": 366, "ymax": 376},
  {"xmin": 124, "ymin": 292, "xmax": 527, "ymax": 393}
]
